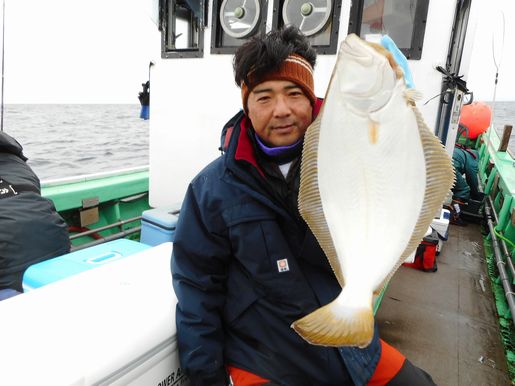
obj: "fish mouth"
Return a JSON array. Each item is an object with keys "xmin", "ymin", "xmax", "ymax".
[
  {"xmin": 337, "ymin": 35, "xmax": 396, "ymax": 114},
  {"xmin": 340, "ymin": 35, "xmax": 376, "ymax": 67}
]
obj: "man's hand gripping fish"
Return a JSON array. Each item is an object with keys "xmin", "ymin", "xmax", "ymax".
[{"xmin": 292, "ymin": 34, "xmax": 455, "ymax": 347}]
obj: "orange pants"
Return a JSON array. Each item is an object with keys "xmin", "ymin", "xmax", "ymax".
[
  {"xmin": 227, "ymin": 340, "xmax": 405, "ymax": 386},
  {"xmin": 367, "ymin": 340, "xmax": 406, "ymax": 385}
]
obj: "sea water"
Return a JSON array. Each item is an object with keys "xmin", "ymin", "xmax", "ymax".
[
  {"xmin": 2, "ymin": 104, "xmax": 148, "ymax": 181},
  {"xmin": 2, "ymin": 102, "xmax": 515, "ymax": 181}
]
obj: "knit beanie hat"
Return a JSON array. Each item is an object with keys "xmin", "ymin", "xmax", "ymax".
[{"xmin": 240, "ymin": 54, "xmax": 316, "ymax": 113}]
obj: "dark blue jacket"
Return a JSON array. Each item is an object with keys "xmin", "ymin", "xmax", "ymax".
[{"xmin": 172, "ymin": 105, "xmax": 381, "ymax": 386}]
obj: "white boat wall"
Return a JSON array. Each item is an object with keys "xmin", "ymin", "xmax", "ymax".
[{"xmin": 148, "ymin": 0, "xmax": 479, "ymax": 207}]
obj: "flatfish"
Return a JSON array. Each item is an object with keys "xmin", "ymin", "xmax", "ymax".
[{"xmin": 292, "ymin": 34, "xmax": 455, "ymax": 347}]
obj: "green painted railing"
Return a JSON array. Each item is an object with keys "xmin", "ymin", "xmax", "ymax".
[{"xmin": 41, "ymin": 167, "xmax": 151, "ymax": 247}]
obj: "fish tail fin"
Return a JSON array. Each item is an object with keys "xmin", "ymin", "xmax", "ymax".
[{"xmin": 291, "ymin": 289, "xmax": 374, "ymax": 348}]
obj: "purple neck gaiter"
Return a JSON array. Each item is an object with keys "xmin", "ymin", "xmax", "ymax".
[{"xmin": 254, "ymin": 134, "xmax": 303, "ymax": 162}]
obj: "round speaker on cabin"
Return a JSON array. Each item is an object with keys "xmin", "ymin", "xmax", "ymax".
[
  {"xmin": 219, "ymin": 0, "xmax": 261, "ymax": 39},
  {"xmin": 282, "ymin": 0, "xmax": 332, "ymax": 36}
]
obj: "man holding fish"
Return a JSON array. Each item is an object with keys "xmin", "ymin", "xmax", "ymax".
[{"xmin": 172, "ymin": 26, "xmax": 447, "ymax": 386}]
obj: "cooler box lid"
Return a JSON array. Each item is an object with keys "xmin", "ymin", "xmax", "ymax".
[
  {"xmin": 22, "ymin": 239, "xmax": 150, "ymax": 291},
  {"xmin": 142, "ymin": 206, "xmax": 180, "ymax": 229}
]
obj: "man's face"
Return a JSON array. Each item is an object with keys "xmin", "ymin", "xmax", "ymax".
[{"xmin": 247, "ymin": 80, "xmax": 313, "ymax": 147}]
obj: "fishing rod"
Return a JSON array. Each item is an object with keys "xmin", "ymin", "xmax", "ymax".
[
  {"xmin": 489, "ymin": 10, "xmax": 505, "ymax": 127},
  {"xmin": 1, "ymin": 0, "xmax": 5, "ymax": 132}
]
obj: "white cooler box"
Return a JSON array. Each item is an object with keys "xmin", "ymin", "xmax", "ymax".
[
  {"xmin": 431, "ymin": 208, "xmax": 451, "ymax": 254},
  {"xmin": 431, "ymin": 208, "xmax": 451, "ymax": 240},
  {"xmin": 0, "ymin": 243, "xmax": 190, "ymax": 386}
]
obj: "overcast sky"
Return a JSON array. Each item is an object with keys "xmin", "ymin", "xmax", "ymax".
[
  {"xmin": 1, "ymin": 0, "xmax": 158, "ymax": 104},
  {"xmin": 0, "ymin": 0, "xmax": 513, "ymax": 104},
  {"xmin": 467, "ymin": 0, "xmax": 514, "ymax": 102}
]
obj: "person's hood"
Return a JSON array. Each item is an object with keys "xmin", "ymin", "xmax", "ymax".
[{"xmin": 0, "ymin": 132, "xmax": 27, "ymax": 161}]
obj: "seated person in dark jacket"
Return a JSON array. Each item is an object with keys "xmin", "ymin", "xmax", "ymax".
[
  {"xmin": 0, "ymin": 131, "xmax": 70, "ymax": 298},
  {"xmin": 171, "ymin": 26, "xmax": 435, "ymax": 386},
  {"xmin": 449, "ymin": 144, "xmax": 484, "ymax": 225},
  {"xmin": 452, "ymin": 145, "xmax": 481, "ymax": 202}
]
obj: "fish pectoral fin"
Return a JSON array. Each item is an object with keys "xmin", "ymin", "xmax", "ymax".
[{"xmin": 291, "ymin": 290, "xmax": 374, "ymax": 348}]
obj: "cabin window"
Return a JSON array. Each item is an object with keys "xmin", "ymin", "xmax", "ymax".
[
  {"xmin": 277, "ymin": 0, "xmax": 341, "ymax": 54},
  {"xmin": 348, "ymin": 0, "xmax": 429, "ymax": 60},
  {"xmin": 161, "ymin": 0, "xmax": 206, "ymax": 58},
  {"xmin": 211, "ymin": 0, "xmax": 268, "ymax": 54}
]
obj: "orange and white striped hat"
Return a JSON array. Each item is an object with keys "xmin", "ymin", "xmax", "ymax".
[{"xmin": 240, "ymin": 54, "xmax": 316, "ymax": 112}]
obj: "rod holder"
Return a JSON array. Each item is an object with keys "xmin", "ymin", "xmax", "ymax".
[{"xmin": 498, "ymin": 124, "xmax": 513, "ymax": 152}]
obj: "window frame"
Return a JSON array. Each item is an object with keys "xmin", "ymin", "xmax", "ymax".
[
  {"xmin": 348, "ymin": 0, "xmax": 429, "ymax": 60},
  {"xmin": 275, "ymin": 0, "xmax": 342, "ymax": 55},
  {"xmin": 161, "ymin": 0, "xmax": 206, "ymax": 59},
  {"xmin": 210, "ymin": 0, "xmax": 269, "ymax": 55}
]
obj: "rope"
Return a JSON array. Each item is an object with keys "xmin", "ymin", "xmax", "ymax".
[{"xmin": 493, "ymin": 226, "xmax": 515, "ymax": 250}]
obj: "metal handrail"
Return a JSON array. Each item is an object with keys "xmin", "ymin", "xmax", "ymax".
[
  {"xmin": 70, "ymin": 227, "xmax": 141, "ymax": 252},
  {"xmin": 486, "ymin": 196, "xmax": 515, "ymax": 280},
  {"xmin": 484, "ymin": 198, "xmax": 515, "ymax": 321},
  {"xmin": 69, "ymin": 216, "xmax": 142, "ymax": 240}
]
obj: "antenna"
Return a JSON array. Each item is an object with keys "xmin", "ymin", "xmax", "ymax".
[{"xmin": 1, "ymin": 0, "xmax": 5, "ymax": 132}]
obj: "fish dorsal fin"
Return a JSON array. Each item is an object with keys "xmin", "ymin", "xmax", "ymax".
[
  {"xmin": 299, "ymin": 113, "xmax": 345, "ymax": 288},
  {"xmin": 382, "ymin": 105, "xmax": 455, "ymax": 285},
  {"xmin": 403, "ymin": 88, "xmax": 423, "ymax": 103}
]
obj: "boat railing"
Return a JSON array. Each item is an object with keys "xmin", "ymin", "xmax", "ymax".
[
  {"xmin": 478, "ymin": 123, "xmax": 515, "ymax": 324},
  {"xmin": 41, "ymin": 165, "xmax": 149, "ymax": 188},
  {"xmin": 69, "ymin": 216, "xmax": 144, "ymax": 252},
  {"xmin": 39, "ymin": 166, "xmax": 151, "ymax": 249}
]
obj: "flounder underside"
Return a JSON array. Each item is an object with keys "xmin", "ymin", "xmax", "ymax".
[{"xmin": 292, "ymin": 34, "xmax": 455, "ymax": 347}]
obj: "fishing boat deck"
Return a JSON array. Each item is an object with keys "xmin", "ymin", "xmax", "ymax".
[{"xmin": 376, "ymin": 222, "xmax": 511, "ymax": 385}]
